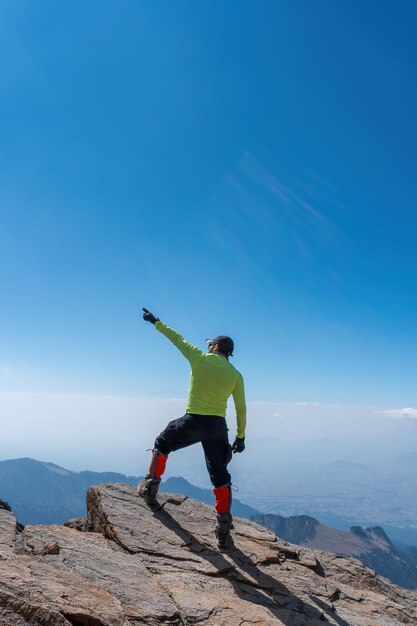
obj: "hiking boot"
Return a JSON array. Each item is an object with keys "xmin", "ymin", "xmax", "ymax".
[
  {"xmin": 215, "ymin": 512, "xmax": 232, "ymax": 549},
  {"xmin": 137, "ymin": 477, "xmax": 161, "ymax": 504}
]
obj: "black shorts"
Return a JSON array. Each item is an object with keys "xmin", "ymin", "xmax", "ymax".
[{"xmin": 154, "ymin": 413, "xmax": 232, "ymax": 488}]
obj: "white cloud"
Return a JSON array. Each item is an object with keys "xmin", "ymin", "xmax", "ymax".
[
  {"xmin": 295, "ymin": 401, "xmax": 323, "ymax": 406},
  {"xmin": 375, "ymin": 407, "xmax": 417, "ymax": 420}
]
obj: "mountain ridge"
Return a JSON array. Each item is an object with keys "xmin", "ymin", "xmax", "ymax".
[
  {"xmin": 0, "ymin": 457, "xmax": 258, "ymax": 524},
  {"xmin": 252, "ymin": 513, "xmax": 417, "ymax": 590}
]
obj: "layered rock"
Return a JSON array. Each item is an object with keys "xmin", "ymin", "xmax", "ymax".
[{"xmin": 1, "ymin": 485, "xmax": 417, "ymax": 625}]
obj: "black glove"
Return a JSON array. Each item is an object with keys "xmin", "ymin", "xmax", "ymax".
[
  {"xmin": 142, "ymin": 308, "xmax": 160, "ymax": 324},
  {"xmin": 232, "ymin": 437, "xmax": 245, "ymax": 453}
]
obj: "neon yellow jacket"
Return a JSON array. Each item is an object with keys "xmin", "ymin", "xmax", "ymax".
[{"xmin": 155, "ymin": 321, "xmax": 246, "ymax": 438}]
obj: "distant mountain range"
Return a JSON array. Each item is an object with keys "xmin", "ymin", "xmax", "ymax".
[
  {"xmin": 2, "ymin": 457, "xmax": 417, "ymax": 590},
  {"xmin": 0, "ymin": 457, "xmax": 257, "ymax": 525},
  {"xmin": 252, "ymin": 513, "xmax": 417, "ymax": 590}
]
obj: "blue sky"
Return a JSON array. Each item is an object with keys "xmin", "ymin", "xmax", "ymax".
[{"xmin": 1, "ymin": 1, "xmax": 417, "ymax": 468}]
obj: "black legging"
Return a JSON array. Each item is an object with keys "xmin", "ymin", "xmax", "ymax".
[{"xmin": 154, "ymin": 413, "xmax": 232, "ymax": 488}]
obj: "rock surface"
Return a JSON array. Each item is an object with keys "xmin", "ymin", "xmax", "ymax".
[{"xmin": 0, "ymin": 483, "xmax": 416, "ymax": 625}]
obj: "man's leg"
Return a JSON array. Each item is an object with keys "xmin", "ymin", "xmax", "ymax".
[
  {"xmin": 202, "ymin": 438, "xmax": 233, "ymax": 548},
  {"xmin": 213, "ymin": 484, "xmax": 233, "ymax": 550},
  {"xmin": 138, "ymin": 414, "xmax": 202, "ymax": 504},
  {"xmin": 137, "ymin": 449, "xmax": 168, "ymax": 504}
]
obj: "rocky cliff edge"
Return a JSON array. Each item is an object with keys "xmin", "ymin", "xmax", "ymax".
[{"xmin": 1, "ymin": 484, "xmax": 416, "ymax": 626}]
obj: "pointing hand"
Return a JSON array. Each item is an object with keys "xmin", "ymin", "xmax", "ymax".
[{"xmin": 142, "ymin": 308, "xmax": 160, "ymax": 325}]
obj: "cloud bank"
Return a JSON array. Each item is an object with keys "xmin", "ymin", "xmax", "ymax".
[
  {"xmin": 2, "ymin": 392, "xmax": 417, "ymax": 473},
  {"xmin": 376, "ymin": 407, "xmax": 417, "ymax": 420}
]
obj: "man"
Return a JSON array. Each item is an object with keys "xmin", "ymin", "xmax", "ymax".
[{"xmin": 138, "ymin": 307, "xmax": 246, "ymax": 549}]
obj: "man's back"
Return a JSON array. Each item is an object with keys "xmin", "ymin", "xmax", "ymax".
[{"xmin": 188, "ymin": 351, "xmax": 242, "ymax": 417}]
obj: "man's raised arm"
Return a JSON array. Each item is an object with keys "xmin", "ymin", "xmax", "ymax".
[{"xmin": 142, "ymin": 307, "xmax": 203, "ymax": 365}]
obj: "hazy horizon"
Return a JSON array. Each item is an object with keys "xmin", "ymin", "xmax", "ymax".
[{"xmin": 2, "ymin": 391, "xmax": 417, "ymax": 476}]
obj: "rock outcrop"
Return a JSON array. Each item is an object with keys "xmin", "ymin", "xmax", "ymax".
[
  {"xmin": 252, "ymin": 513, "xmax": 417, "ymax": 590},
  {"xmin": 1, "ymin": 484, "xmax": 417, "ymax": 625}
]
